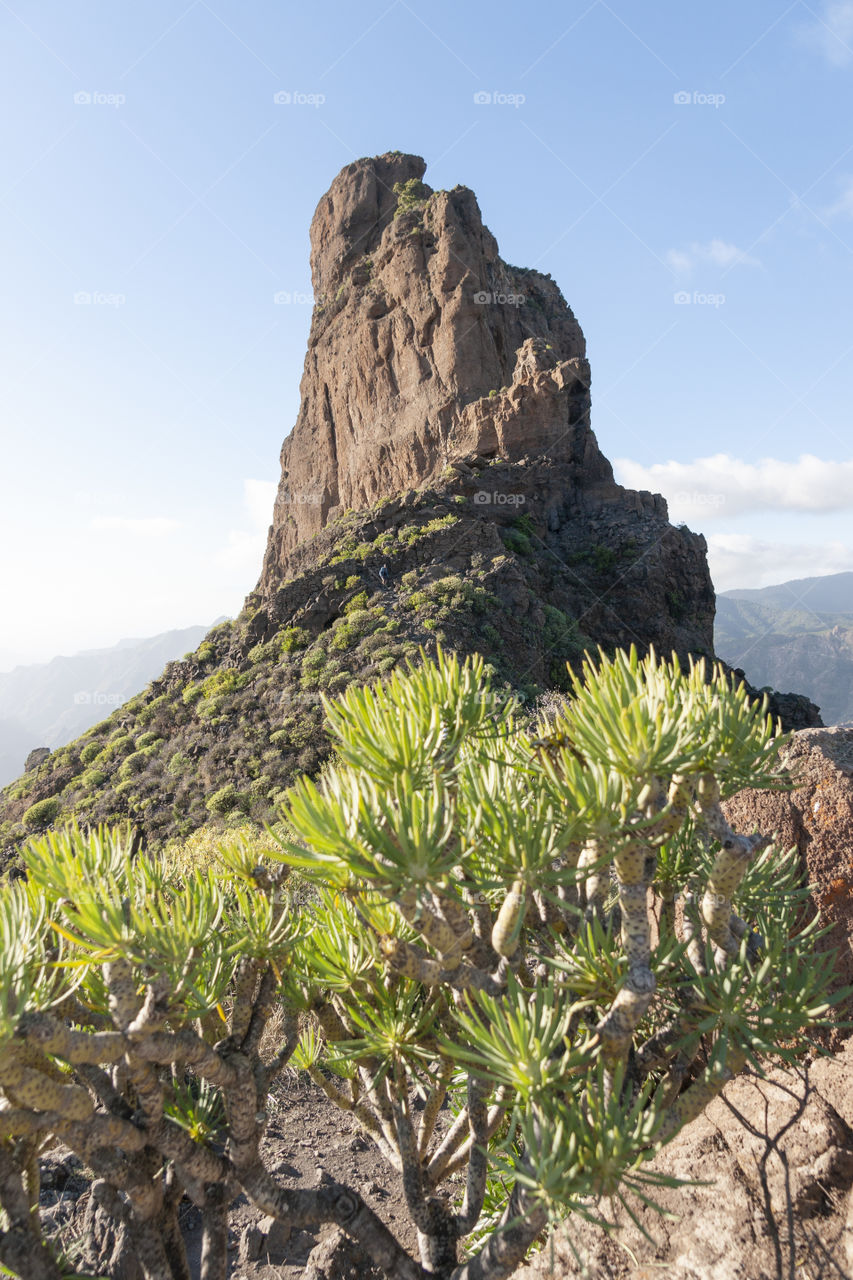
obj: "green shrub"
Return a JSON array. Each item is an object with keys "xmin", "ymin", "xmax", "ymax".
[
  {"xmin": 248, "ymin": 640, "xmax": 277, "ymax": 664},
  {"xmin": 502, "ymin": 528, "xmax": 532, "ymax": 556},
  {"xmin": 393, "ymin": 176, "xmax": 431, "ymax": 213},
  {"xmin": 80, "ymin": 741, "xmax": 102, "ymax": 766},
  {"xmin": 119, "ymin": 749, "xmax": 155, "ymax": 781},
  {"xmin": 0, "ymin": 651, "xmax": 836, "ymax": 1280},
  {"xmin": 301, "ymin": 649, "xmax": 326, "ymax": 675},
  {"xmin": 80, "ymin": 768, "xmax": 108, "ymax": 788},
  {"xmin": 280, "ymin": 626, "xmax": 310, "ymax": 654},
  {"xmin": 21, "ymin": 796, "xmax": 62, "ymax": 830},
  {"xmin": 481, "ymin": 621, "xmax": 502, "ymax": 647},
  {"xmin": 136, "ymin": 732, "xmax": 161, "ymax": 750},
  {"xmin": 592, "ymin": 543, "xmax": 617, "ymax": 574},
  {"xmin": 137, "ymin": 692, "xmax": 169, "ymax": 725},
  {"xmin": 344, "ymin": 590, "xmax": 369, "ymax": 613},
  {"xmin": 205, "ymin": 784, "xmax": 247, "ymax": 816},
  {"xmin": 167, "ymin": 751, "xmax": 190, "ymax": 777},
  {"xmin": 101, "ymin": 737, "xmax": 133, "ymax": 763}
]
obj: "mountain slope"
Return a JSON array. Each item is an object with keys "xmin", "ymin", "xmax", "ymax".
[
  {"xmin": 0, "ymin": 151, "xmax": 814, "ymax": 861},
  {"xmin": 0, "ymin": 624, "xmax": 213, "ymax": 786},
  {"xmin": 723, "ymin": 572, "xmax": 853, "ymax": 615},
  {"xmin": 0, "ymin": 462, "xmax": 715, "ymax": 853},
  {"xmin": 716, "ymin": 573, "xmax": 853, "ymax": 724}
]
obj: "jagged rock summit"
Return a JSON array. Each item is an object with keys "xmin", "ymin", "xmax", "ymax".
[
  {"xmin": 261, "ymin": 151, "xmax": 610, "ymax": 586},
  {"xmin": 0, "ymin": 151, "xmax": 818, "ymax": 861}
]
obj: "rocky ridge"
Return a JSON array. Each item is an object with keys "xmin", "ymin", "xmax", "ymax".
[
  {"xmin": 264, "ymin": 152, "xmax": 651, "ymax": 589},
  {"xmin": 0, "ymin": 151, "xmax": 817, "ymax": 856}
]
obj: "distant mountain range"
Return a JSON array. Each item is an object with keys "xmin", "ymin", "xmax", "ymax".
[
  {"xmin": 715, "ymin": 572, "xmax": 853, "ymax": 726},
  {"xmin": 0, "ymin": 624, "xmax": 216, "ymax": 786}
]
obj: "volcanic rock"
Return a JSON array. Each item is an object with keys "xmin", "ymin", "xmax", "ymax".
[
  {"xmin": 723, "ymin": 725, "xmax": 853, "ymax": 1039},
  {"xmin": 262, "ymin": 151, "xmax": 596, "ymax": 578}
]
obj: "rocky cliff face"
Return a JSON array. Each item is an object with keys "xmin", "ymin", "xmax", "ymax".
[
  {"xmin": 262, "ymin": 152, "xmax": 616, "ymax": 588},
  {"xmin": 0, "ymin": 152, "xmax": 818, "ymax": 863},
  {"xmin": 257, "ymin": 150, "xmax": 723, "ymax": 677}
]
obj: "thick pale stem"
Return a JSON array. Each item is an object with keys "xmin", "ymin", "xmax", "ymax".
[
  {"xmin": 702, "ymin": 805, "xmax": 768, "ymax": 955},
  {"xmin": 418, "ymin": 1059, "xmax": 454, "ymax": 1159},
  {"xmin": 579, "ymin": 840, "xmax": 607, "ymax": 916},
  {"xmin": 491, "ymin": 880, "xmax": 527, "ymax": 959},
  {"xmin": 381, "ymin": 936, "xmax": 504, "ymax": 996},
  {"xmin": 241, "ymin": 1169, "xmax": 427, "ymax": 1280},
  {"xmin": 596, "ymin": 844, "xmax": 656, "ymax": 1062},
  {"xmin": 656, "ymin": 1046, "xmax": 747, "ymax": 1144},
  {"xmin": 450, "ymin": 1182, "xmax": 547, "ymax": 1280},
  {"xmin": 199, "ymin": 1185, "xmax": 229, "ymax": 1280},
  {"xmin": 454, "ymin": 1077, "xmax": 489, "ymax": 1237}
]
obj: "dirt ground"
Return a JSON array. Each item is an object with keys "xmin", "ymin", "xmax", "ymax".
[
  {"xmin": 40, "ymin": 1042, "xmax": 853, "ymax": 1280},
  {"xmin": 43, "ymin": 1071, "xmax": 420, "ymax": 1280}
]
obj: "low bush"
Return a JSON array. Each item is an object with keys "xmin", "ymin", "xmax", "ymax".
[
  {"xmin": 0, "ymin": 649, "xmax": 838, "ymax": 1279},
  {"xmin": 21, "ymin": 796, "xmax": 62, "ymax": 831}
]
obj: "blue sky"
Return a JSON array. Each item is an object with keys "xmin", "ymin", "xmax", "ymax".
[{"xmin": 2, "ymin": 0, "xmax": 852, "ymax": 666}]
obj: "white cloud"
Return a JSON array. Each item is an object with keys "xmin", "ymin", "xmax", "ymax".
[
  {"xmin": 614, "ymin": 453, "xmax": 853, "ymax": 521},
  {"xmin": 90, "ymin": 516, "xmax": 180, "ymax": 535},
  {"xmin": 801, "ymin": 2, "xmax": 853, "ymax": 65},
  {"xmin": 215, "ymin": 479, "xmax": 277, "ymax": 576},
  {"xmin": 665, "ymin": 239, "xmax": 761, "ymax": 276},
  {"xmin": 707, "ymin": 534, "xmax": 853, "ymax": 591}
]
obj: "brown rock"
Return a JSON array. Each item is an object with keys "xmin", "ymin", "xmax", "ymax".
[
  {"xmin": 261, "ymin": 151, "xmax": 608, "ymax": 589},
  {"xmin": 259, "ymin": 1212, "xmax": 292, "ymax": 1259},
  {"xmin": 517, "ymin": 1049, "xmax": 853, "ymax": 1280},
  {"xmin": 24, "ymin": 746, "xmax": 50, "ymax": 771},
  {"xmin": 722, "ymin": 725, "xmax": 853, "ymax": 1037},
  {"xmin": 256, "ymin": 150, "xmax": 719, "ymax": 670}
]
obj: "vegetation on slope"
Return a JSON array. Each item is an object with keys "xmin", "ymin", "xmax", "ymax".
[{"xmin": 1, "ymin": 475, "xmax": 606, "ymax": 862}]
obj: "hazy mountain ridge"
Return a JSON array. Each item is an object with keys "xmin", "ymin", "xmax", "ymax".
[
  {"xmin": 716, "ymin": 573, "xmax": 853, "ymax": 725},
  {"xmin": 0, "ymin": 624, "xmax": 214, "ymax": 786}
]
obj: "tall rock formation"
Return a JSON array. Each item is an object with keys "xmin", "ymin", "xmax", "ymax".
[
  {"xmin": 262, "ymin": 151, "xmax": 610, "ymax": 587},
  {"xmin": 0, "ymin": 151, "xmax": 817, "ymax": 863}
]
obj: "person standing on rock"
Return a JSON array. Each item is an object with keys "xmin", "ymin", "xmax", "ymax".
[{"xmin": 379, "ymin": 564, "xmax": 390, "ymax": 589}]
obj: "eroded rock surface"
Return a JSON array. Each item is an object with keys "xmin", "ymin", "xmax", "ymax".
[
  {"xmin": 723, "ymin": 725, "xmax": 853, "ymax": 1037},
  {"xmin": 518, "ymin": 1042, "xmax": 853, "ymax": 1280},
  {"xmin": 262, "ymin": 154, "xmax": 681, "ymax": 609}
]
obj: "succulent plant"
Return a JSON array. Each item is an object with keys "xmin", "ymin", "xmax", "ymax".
[{"xmin": 0, "ymin": 649, "xmax": 837, "ymax": 1279}]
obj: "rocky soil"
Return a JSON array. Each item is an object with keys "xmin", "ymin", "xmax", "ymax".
[
  {"xmin": 518, "ymin": 1039, "xmax": 853, "ymax": 1280},
  {"xmin": 37, "ymin": 1040, "xmax": 853, "ymax": 1280}
]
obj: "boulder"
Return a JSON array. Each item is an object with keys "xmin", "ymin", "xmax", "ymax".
[
  {"xmin": 24, "ymin": 746, "xmax": 50, "ymax": 771},
  {"xmin": 723, "ymin": 725, "xmax": 853, "ymax": 1038},
  {"xmin": 517, "ymin": 1047, "xmax": 853, "ymax": 1280}
]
